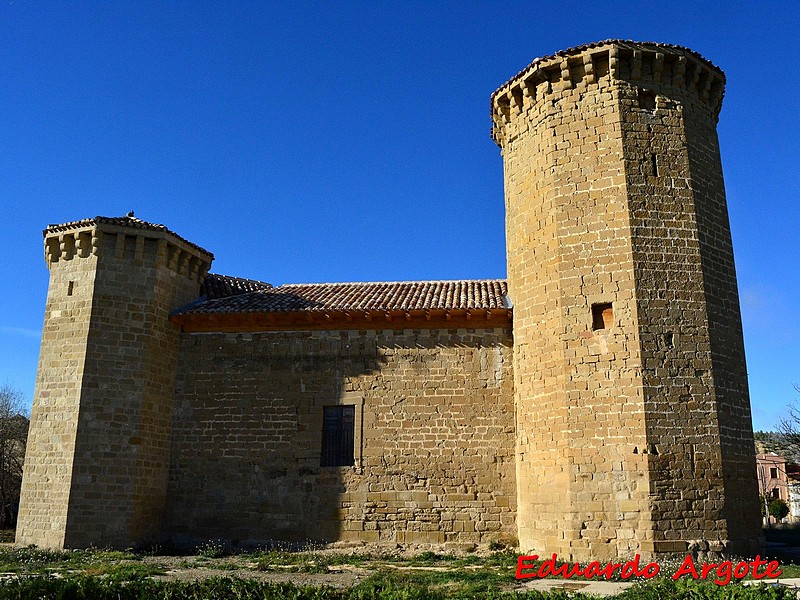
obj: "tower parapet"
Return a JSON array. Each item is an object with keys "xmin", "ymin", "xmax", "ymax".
[
  {"xmin": 492, "ymin": 40, "xmax": 725, "ymax": 149},
  {"xmin": 495, "ymin": 40, "xmax": 761, "ymax": 560},
  {"xmin": 43, "ymin": 215, "xmax": 212, "ymax": 278},
  {"xmin": 17, "ymin": 215, "xmax": 212, "ymax": 549}
]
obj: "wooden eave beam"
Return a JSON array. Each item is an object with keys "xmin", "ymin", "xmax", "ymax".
[{"xmin": 170, "ymin": 307, "xmax": 512, "ymax": 333}]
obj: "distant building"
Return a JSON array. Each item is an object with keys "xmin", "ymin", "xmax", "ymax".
[
  {"xmin": 757, "ymin": 453, "xmax": 789, "ymax": 501},
  {"xmin": 757, "ymin": 453, "xmax": 790, "ymax": 522},
  {"xmin": 786, "ymin": 463, "xmax": 800, "ymax": 522}
]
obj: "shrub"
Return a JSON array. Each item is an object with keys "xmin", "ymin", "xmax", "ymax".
[{"xmin": 769, "ymin": 498, "xmax": 790, "ymax": 522}]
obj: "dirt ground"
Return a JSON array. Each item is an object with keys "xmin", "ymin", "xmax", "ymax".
[
  {"xmin": 147, "ymin": 557, "xmax": 365, "ymax": 588},
  {"xmin": 127, "ymin": 542, "xmax": 504, "ymax": 588}
]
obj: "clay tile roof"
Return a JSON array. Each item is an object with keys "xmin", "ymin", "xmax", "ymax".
[
  {"xmin": 490, "ymin": 39, "xmax": 724, "ymax": 103},
  {"xmin": 44, "ymin": 214, "xmax": 213, "ymax": 257},
  {"xmin": 200, "ymin": 273, "xmax": 273, "ymax": 299},
  {"xmin": 177, "ymin": 279, "xmax": 510, "ymax": 315}
]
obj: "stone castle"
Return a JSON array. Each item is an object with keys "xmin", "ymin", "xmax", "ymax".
[{"xmin": 17, "ymin": 40, "xmax": 763, "ymax": 560}]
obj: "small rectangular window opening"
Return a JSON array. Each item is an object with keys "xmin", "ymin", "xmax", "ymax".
[
  {"xmin": 770, "ymin": 467, "xmax": 778, "ymax": 479},
  {"xmin": 321, "ymin": 405, "xmax": 355, "ymax": 467},
  {"xmin": 650, "ymin": 154, "xmax": 658, "ymax": 177},
  {"xmin": 67, "ymin": 281, "xmax": 75, "ymax": 296},
  {"xmin": 592, "ymin": 303, "xmax": 613, "ymax": 331},
  {"xmin": 638, "ymin": 88, "xmax": 656, "ymax": 110},
  {"xmin": 772, "ymin": 488, "xmax": 780, "ymax": 499}
]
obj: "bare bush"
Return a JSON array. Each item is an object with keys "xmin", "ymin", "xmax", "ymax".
[{"xmin": 0, "ymin": 384, "xmax": 28, "ymax": 527}]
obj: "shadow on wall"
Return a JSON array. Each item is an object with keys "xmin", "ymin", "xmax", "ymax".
[
  {"xmin": 160, "ymin": 328, "xmax": 388, "ymax": 548},
  {"xmin": 687, "ymin": 123, "xmax": 762, "ymax": 551}
]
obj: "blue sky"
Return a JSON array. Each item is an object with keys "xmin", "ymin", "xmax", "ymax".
[{"xmin": 0, "ymin": 2, "xmax": 797, "ymax": 431}]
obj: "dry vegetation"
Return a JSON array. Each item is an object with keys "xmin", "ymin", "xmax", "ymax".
[{"xmin": 0, "ymin": 541, "xmax": 797, "ymax": 599}]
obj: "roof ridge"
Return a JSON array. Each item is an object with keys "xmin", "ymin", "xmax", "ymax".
[{"xmin": 277, "ymin": 278, "xmax": 507, "ymax": 287}]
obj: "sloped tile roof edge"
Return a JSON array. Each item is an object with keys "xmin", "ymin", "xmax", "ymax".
[
  {"xmin": 201, "ymin": 273, "xmax": 273, "ymax": 299},
  {"xmin": 176, "ymin": 278, "xmax": 511, "ymax": 315}
]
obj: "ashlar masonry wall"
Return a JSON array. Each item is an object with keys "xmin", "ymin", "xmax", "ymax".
[
  {"xmin": 161, "ymin": 327, "xmax": 516, "ymax": 549},
  {"xmin": 497, "ymin": 49, "xmax": 651, "ymax": 561},
  {"xmin": 17, "ymin": 249, "xmax": 99, "ymax": 548}
]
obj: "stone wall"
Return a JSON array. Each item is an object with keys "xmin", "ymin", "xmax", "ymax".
[
  {"xmin": 162, "ymin": 327, "xmax": 516, "ymax": 549},
  {"xmin": 681, "ymin": 85, "xmax": 763, "ymax": 551},
  {"xmin": 497, "ymin": 48, "xmax": 649, "ymax": 561},
  {"xmin": 17, "ymin": 253, "xmax": 98, "ymax": 548},
  {"xmin": 619, "ymin": 54, "xmax": 761, "ymax": 556}
]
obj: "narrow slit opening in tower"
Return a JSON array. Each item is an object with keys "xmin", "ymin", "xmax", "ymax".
[
  {"xmin": 67, "ymin": 281, "xmax": 74, "ymax": 296},
  {"xmin": 650, "ymin": 153, "xmax": 658, "ymax": 177},
  {"xmin": 591, "ymin": 303, "xmax": 613, "ymax": 330}
]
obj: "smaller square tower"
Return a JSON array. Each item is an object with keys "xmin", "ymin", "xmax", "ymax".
[{"xmin": 17, "ymin": 215, "xmax": 213, "ymax": 548}]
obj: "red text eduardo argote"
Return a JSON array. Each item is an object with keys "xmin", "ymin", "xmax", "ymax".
[{"xmin": 516, "ymin": 553, "xmax": 782, "ymax": 586}]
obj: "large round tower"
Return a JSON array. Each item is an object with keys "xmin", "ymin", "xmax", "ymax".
[{"xmin": 493, "ymin": 41, "xmax": 762, "ymax": 560}]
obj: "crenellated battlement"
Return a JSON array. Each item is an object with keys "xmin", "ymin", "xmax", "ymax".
[
  {"xmin": 43, "ymin": 215, "xmax": 213, "ymax": 282},
  {"xmin": 491, "ymin": 40, "xmax": 725, "ymax": 147}
]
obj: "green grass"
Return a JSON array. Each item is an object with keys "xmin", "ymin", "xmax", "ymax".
[
  {"xmin": 0, "ymin": 546, "xmax": 153, "ymax": 577},
  {"xmin": 0, "ymin": 545, "xmax": 798, "ymax": 598},
  {"xmin": 0, "ymin": 577, "xmax": 344, "ymax": 600},
  {"xmin": 355, "ymin": 567, "xmax": 514, "ymax": 598},
  {"xmin": 615, "ymin": 579, "xmax": 796, "ymax": 599},
  {"xmin": 253, "ymin": 550, "xmax": 341, "ymax": 573},
  {"xmin": 0, "ymin": 546, "xmax": 81, "ymax": 572},
  {"xmin": 0, "ymin": 575, "xmax": 795, "ymax": 600},
  {"xmin": 250, "ymin": 548, "xmax": 518, "ymax": 577}
]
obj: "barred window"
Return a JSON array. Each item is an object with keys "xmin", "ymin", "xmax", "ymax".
[{"xmin": 321, "ymin": 405, "xmax": 355, "ymax": 467}]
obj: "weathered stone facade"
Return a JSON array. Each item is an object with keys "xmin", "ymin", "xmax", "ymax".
[
  {"xmin": 17, "ymin": 40, "xmax": 763, "ymax": 559},
  {"xmin": 163, "ymin": 328, "xmax": 515, "ymax": 548}
]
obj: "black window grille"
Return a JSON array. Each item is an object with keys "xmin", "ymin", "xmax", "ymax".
[{"xmin": 321, "ymin": 405, "xmax": 355, "ymax": 467}]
